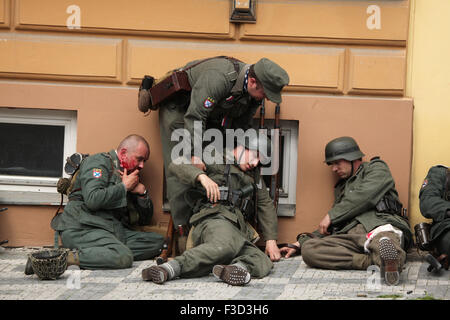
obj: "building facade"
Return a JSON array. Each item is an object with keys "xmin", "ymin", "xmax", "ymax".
[{"xmin": 0, "ymin": 0, "xmax": 425, "ymax": 246}]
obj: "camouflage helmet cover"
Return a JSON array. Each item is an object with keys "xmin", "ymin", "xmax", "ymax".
[{"xmin": 29, "ymin": 248, "xmax": 69, "ymax": 280}]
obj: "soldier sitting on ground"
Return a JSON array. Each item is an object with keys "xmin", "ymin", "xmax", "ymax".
[
  {"xmin": 141, "ymin": 131, "xmax": 281, "ymax": 286},
  {"xmin": 417, "ymin": 165, "xmax": 450, "ymax": 271},
  {"xmin": 25, "ymin": 134, "xmax": 165, "ymax": 274},
  {"xmin": 280, "ymin": 136, "xmax": 412, "ymax": 286}
]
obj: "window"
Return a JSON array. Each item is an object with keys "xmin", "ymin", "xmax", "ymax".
[
  {"xmin": 0, "ymin": 108, "xmax": 77, "ymax": 205},
  {"xmin": 255, "ymin": 119, "xmax": 299, "ymax": 217}
]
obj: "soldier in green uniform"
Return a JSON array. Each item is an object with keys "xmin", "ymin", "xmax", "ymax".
[
  {"xmin": 419, "ymin": 165, "xmax": 450, "ymax": 259},
  {"xmin": 48, "ymin": 134, "xmax": 164, "ymax": 270},
  {"xmin": 155, "ymin": 56, "xmax": 289, "ymax": 231},
  {"xmin": 281, "ymin": 136, "xmax": 412, "ymax": 286},
  {"xmin": 141, "ymin": 132, "xmax": 281, "ymax": 286}
]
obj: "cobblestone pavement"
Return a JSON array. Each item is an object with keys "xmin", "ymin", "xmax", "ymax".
[{"xmin": 0, "ymin": 246, "xmax": 448, "ymax": 301}]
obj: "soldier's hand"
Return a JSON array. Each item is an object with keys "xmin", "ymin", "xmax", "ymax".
[
  {"xmin": 265, "ymin": 240, "xmax": 281, "ymax": 262},
  {"xmin": 131, "ymin": 183, "xmax": 146, "ymax": 195},
  {"xmin": 279, "ymin": 241, "xmax": 300, "ymax": 258},
  {"xmin": 121, "ymin": 168, "xmax": 139, "ymax": 191},
  {"xmin": 197, "ymin": 174, "xmax": 220, "ymax": 203},
  {"xmin": 191, "ymin": 156, "xmax": 206, "ymax": 171},
  {"xmin": 319, "ymin": 214, "xmax": 331, "ymax": 235}
]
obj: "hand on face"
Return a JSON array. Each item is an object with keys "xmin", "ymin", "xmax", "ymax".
[{"xmin": 120, "ymin": 168, "xmax": 140, "ymax": 191}]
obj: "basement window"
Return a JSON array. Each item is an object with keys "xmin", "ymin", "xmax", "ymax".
[
  {"xmin": 255, "ymin": 119, "xmax": 299, "ymax": 217},
  {"xmin": 0, "ymin": 108, "xmax": 77, "ymax": 205}
]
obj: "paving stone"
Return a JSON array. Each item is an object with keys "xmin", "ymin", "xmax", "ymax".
[{"xmin": 0, "ymin": 248, "xmax": 448, "ymax": 301}]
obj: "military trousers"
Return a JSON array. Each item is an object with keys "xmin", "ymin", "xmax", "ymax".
[
  {"xmin": 60, "ymin": 220, "xmax": 164, "ymax": 269},
  {"xmin": 301, "ymin": 224, "xmax": 406, "ymax": 270},
  {"xmin": 159, "ymin": 98, "xmax": 193, "ymax": 227},
  {"xmin": 174, "ymin": 216, "xmax": 273, "ymax": 278}
]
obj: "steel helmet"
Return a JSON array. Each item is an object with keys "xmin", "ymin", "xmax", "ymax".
[
  {"xmin": 239, "ymin": 130, "xmax": 272, "ymax": 163},
  {"xmin": 324, "ymin": 136, "xmax": 365, "ymax": 165},
  {"xmin": 28, "ymin": 248, "xmax": 69, "ymax": 280}
]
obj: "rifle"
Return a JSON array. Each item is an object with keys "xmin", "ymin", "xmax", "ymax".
[
  {"xmin": 270, "ymin": 104, "xmax": 281, "ymax": 212},
  {"xmin": 259, "ymin": 100, "xmax": 265, "ymax": 130},
  {"xmin": 156, "ymin": 215, "xmax": 174, "ymax": 265}
]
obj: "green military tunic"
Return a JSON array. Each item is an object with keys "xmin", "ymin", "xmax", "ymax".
[
  {"xmin": 159, "ymin": 57, "xmax": 263, "ymax": 227},
  {"xmin": 167, "ymin": 157, "xmax": 277, "ymax": 278},
  {"xmin": 51, "ymin": 150, "xmax": 164, "ymax": 269},
  {"xmin": 299, "ymin": 158, "xmax": 412, "ymax": 270},
  {"xmin": 419, "ymin": 165, "xmax": 450, "ymax": 255}
]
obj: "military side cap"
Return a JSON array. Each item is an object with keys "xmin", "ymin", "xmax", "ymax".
[{"xmin": 254, "ymin": 58, "xmax": 289, "ymax": 104}]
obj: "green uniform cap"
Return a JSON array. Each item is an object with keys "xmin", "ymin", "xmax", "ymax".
[
  {"xmin": 324, "ymin": 136, "xmax": 365, "ymax": 165},
  {"xmin": 254, "ymin": 58, "xmax": 289, "ymax": 104}
]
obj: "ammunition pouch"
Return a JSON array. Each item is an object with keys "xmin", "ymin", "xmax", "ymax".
[
  {"xmin": 222, "ymin": 184, "xmax": 255, "ymax": 222},
  {"xmin": 414, "ymin": 222, "xmax": 433, "ymax": 251},
  {"xmin": 148, "ymin": 70, "xmax": 191, "ymax": 109},
  {"xmin": 375, "ymin": 194, "xmax": 403, "ymax": 216},
  {"xmin": 138, "ymin": 56, "xmax": 242, "ymax": 112},
  {"xmin": 185, "ymin": 184, "xmax": 255, "ymax": 222}
]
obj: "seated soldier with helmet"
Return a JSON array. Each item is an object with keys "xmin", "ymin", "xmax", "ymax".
[
  {"xmin": 281, "ymin": 136, "xmax": 412, "ymax": 286},
  {"xmin": 417, "ymin": 165, "xmax": 450, "ymax": 271},
  {"xmin": 141, "ymin": 131, "xmax": 281, "ymax": 286},
  {"xmin": 26, "ymin": 134, "xmax": 165, "ymax": 275}
]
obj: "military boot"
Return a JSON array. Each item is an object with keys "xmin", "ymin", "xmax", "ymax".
[
  {"xmin": 212, "ymin": 264, "xmax": 251, "ymax": 286},
  {"xmin": 379, "ymin": 237, "xmax": 400, "ymax": 286},
  {"xmin": 142, "ymin": 260, "xmax": 181, "ymax": 284}
]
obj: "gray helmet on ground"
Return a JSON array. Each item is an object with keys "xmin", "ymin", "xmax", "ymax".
[
  {"xmin": 324, "ymin": 136, "xmax": 365, "ymax": 165},
  {"xmin": 28, "ymin": 248, "xmax": 69, "ymax": 280}
]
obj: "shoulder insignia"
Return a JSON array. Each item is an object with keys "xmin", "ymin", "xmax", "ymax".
[
  {"xmin": 421, "ymin": 178, "xmax": 428, "ymax": 189},
  {"xmin": 203, "ymin": 97, "xmax": 215, "ymax": 108},
  {"xmin": 92, "ymin": 168, "xmax": 102, "ymax": 178}
]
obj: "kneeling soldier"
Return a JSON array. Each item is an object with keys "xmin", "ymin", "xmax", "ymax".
[{"xmin": 142, "ymin": 131, "xmax": 281, "ymax": 285}]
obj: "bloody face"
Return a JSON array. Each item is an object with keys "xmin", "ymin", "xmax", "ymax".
[{"xmin": 119, "ymin": 142, "xmax": 149, "ymax": 173}]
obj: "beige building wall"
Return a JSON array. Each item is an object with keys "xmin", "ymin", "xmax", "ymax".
[
  {"xmin": 406, "ymin": 0, "xmax": 450, "ymax": 230},
  {"xmin": 0, "ymin": 0, "xmax": 413, "ymax": 246}
]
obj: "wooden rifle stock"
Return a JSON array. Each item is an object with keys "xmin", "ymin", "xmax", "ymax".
[
  {"xmin": 156, "ymin": 215, "xmax": 174, "ymax": 265},
  {"xmin": 270, "ymin": 104, "xmax": 281, "ymax": 212},
  {"xmin": 259, "ymin": 100, "xmax": 265, "ymax": 129}
]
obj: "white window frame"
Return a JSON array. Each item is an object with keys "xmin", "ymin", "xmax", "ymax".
[
  {"xmin": 0, "ymin": 108, "xmax": 77, "ymax": 205},
  {"xmin": 277, "ymin": 121, "xmax": 298, "ymax": 216},
  {"xmin": 255, "ymin": 119, "xmax": 299, "ymax": 217}
]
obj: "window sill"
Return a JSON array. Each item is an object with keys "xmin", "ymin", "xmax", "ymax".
[{"xmin": 0, "ymin": 185, "xmax": 67, "ymax": 206}]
